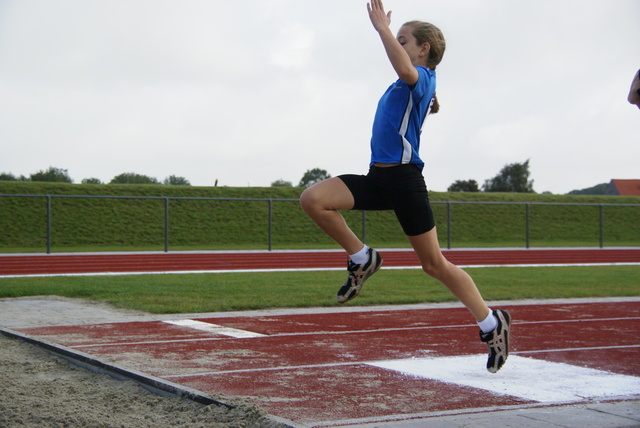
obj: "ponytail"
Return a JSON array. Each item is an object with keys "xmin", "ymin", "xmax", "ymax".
[{"xmin": 430, "ymin": 94, "xmax": 440, "ymax": 114}]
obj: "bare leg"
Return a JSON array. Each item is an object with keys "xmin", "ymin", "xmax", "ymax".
[
  {"xmin": 407, "ymin": 227, "xmax": 490, "ymax": 322},
  {"xmin": 300, "ymin": 178, "xmax": 364, "ymax": 255}
]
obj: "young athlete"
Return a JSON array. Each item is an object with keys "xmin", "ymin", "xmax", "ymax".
[
  {"xmin": 300, "ymin": 0, "xmax": 511, "ymax": 373},
  {"xmin": 628, "ymin": 69, "xmax": 640, "ymax": 109}
]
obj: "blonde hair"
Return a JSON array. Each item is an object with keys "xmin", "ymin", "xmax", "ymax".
[{"xmin": 403, "ymin": 21, "xmax": 446, "ymax": 114}]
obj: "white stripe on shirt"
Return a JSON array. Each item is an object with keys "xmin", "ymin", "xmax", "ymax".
[{"xmin": 400, "ymin": 93, "xmax": 414, "ymax": 164}]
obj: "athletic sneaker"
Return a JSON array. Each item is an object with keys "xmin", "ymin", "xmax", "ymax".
[
  {"xmin": 336, "ymin": 248, "xmax": 383, "ymax": 303},
  {"xmin": 479, "ymin": 309, "xmax": 511, "ymax": 373}
]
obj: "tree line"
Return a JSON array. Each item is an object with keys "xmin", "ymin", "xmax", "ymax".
[
  {"xmin": 1, "ymin": 162, "xmax": 605, "ymax": 195},
  {"xmin": 289, "ymin": 161, "xmax": 537, "ymax": 194},
  {"xmin": 0, "ymin": 167, "xmax": 192, "ymax": 186},
  {"xmin": 0, "ymin": 162, "xmax": 534, "ymax": 192},
  {"xmin": 0, "ymin": 166, "xmax": 331, "ymax": 188}
]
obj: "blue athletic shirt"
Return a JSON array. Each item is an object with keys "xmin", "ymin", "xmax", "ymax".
[{"xmin": 370, "ymin": 66, "xmax": 436, "ymax": 170}]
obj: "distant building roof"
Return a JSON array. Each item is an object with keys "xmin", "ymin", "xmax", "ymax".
[{"xmin": 604, "ymin": 179, "xmax": 640, "ymax": 196}]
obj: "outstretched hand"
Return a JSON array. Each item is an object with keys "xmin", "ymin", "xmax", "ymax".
[
  {"xmin": 367, "ymin": 0, "xmax": 392, "ymax": 32},
  {"xmin": 366, "ymin": 0, "xmax": 419, "ymax": 85}
]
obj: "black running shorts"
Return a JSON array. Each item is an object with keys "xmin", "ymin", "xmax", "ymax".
[{"xmin": 338, "ymin": 164, "xmax": 436, "ymax": 236}]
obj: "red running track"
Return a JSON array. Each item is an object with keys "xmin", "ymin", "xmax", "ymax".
[
  {"xmin": 10, "ymin": 300, "xmax": 640, "ymax": 426},
  {"xmin": 1, "ymin": 248, "xmax": 639, "ymax": 276}
]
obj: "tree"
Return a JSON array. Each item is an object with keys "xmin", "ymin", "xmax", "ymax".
[
  {"xmin": 567, "ymin": 183, "xmax": 607, "ymax": 195},
  {"xmin": 271, "ymin": 179, "xmax": 292, "ymax": 187},
  {"xmin": 448, "ymin": 179, "xmax": 479, "ymax": 192},
  {"xmin": 81, "ymin": 178, "xmax": 103, "ymax": 184},
  {"xmin": 482, "ymin": 159, "xmax": 534, "ymax": 193},
  {"xmin": 0, "ymin": 172, "xmax": 18, "ymax": 181},
  {"xmin": 110, "ymin": 173, "xmax": 160, "ymax": 185},
  {"xmin": 164, "ymin": 175, "xmax": 191, "ymax": 186},
  {"xmin": 30, "ymin": 167, "xmax": 73, "ymax": 183},
  {"xmin": 298, "ymin": 168, "xmax": 331, "ymax": 188}
]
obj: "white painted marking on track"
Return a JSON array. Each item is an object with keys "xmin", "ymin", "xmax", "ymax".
[
  {"xmin": 163, "ymin": 319, "xmax": 265, "ymax": 338},
  {"xmin": 367, "ymin": 355, "xmax": 640, "ymax": 403}
]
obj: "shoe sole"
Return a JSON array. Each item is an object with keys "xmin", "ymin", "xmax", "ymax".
[{"xmin": 487, "ymin": 310, "xmax": 511, "ymax": 373}]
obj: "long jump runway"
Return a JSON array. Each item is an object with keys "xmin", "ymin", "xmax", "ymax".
[{"xmin": 6, "ymin": 299, "xmax": 640, "ymax": 427}]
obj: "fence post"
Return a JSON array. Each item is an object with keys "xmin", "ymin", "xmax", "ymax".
[
  {"xmin": 164, "ymin": 198, "xmax": 169, "ymax": 252},
  {"xmin": 599, "ymin": 204, "xmax": 604, "ymax": 248},
  {"xmin": 268, "ymin": 199, "xmax": 273, "ymax": 251},
  {"xmin": 526, "ymin": 203, "xmax": 530, "ymax": 249},
  {"xmin": 447, "ymin": 202, "xmax": 452, "ymax": 249},
  {"xmin": 46, "ymin": 195, "xmax": 52, "ymax": 254},
  {"xmin": 362, "ymin": 211, "xmax": 367, "ymax": 244}
]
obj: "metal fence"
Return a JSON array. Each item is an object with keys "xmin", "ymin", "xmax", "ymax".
[{"xmin": 1, "ymin": 194, "xmax": 639, "ymax": 253}]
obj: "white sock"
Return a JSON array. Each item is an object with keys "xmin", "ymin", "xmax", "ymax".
[
  {"xmin": 478, "ymin": 310, "xmax": 498, "ymax": 334},
  {"xmin": 349, "ymin": 245, "xmax": 370, "ymax": 265}
]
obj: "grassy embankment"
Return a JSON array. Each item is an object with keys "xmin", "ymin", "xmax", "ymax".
[{"xmin": 1, "ymin": 181, "xmax": 639, "ymax": 253}]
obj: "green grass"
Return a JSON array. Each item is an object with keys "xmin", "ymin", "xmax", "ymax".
[
  {"xmin": 1, "ymin": 182, "xmax": 639, "ymax": 252},
  {"xmin": 0, "ymin": 266, "xmax": 637, "ymax": 313}
]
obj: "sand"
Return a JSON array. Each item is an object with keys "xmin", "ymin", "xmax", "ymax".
[
  {"xmin": 0, "ymin": 295, "xmax": 288, "ymax": 428},
  {"xmin": 0, "ymin": 333, "xmax": 289, "ymax": 427}
]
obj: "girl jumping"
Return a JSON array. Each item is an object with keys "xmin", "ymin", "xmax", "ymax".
[{"xmin": 300, "ymin": 0, "xmax": 511, "ymax": 373}]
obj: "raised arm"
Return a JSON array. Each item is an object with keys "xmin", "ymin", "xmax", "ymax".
[{"xmin": 367, "ymin": 0, "xmax": 419, "ymax": 85}]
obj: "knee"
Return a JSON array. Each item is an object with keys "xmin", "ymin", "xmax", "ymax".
[
  {"xmin": 300, "ymin": 187, "xmax": 320, "ymax": 215},
  {"xmin": 421, "ymin": 263, "xmax": 439, "ymax": 278},
  {"xmin": 420, "ymin": 256, "xmax": 449, "ymax": 280},
  {"xmin": 300, "ymin": 178, "xmax": 351, "ymax": 216}
]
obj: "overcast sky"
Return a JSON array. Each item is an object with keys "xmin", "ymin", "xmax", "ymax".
[{"xmin": 1, "ymin": 0, "xmax": 638, "ymax": 194}]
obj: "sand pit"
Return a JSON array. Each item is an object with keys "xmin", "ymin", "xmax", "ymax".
[{"xmin": 0, "ymin": 300, "xmax": 288, "ymax": 428}]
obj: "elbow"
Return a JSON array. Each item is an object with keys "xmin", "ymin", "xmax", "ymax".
[{"xmin": 397, "ymin": 67, "xmax": 419, "ymax": 86}]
